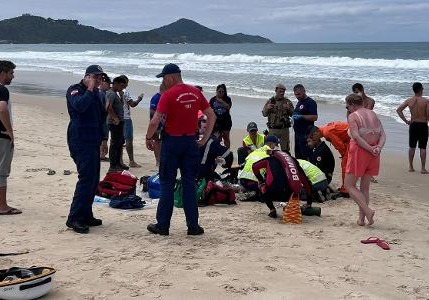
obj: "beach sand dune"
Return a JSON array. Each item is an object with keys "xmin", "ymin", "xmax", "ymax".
[{"xmin": 1, "ymin": 93, "xmax": 428, "ymax": 299}]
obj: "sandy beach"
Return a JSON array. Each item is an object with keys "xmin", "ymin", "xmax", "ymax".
[{"xmin": 1, "ymin": 84, "xmax": 429, "ymax": 299}]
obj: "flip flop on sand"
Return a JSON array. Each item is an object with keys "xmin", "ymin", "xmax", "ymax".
[
  {"xmin": 361, "ymin": 237, "xmax": 390, "ymax": 250},
  {"xmin": 0, "ymin": 207, "xmax": 22, "ymax": 215},
  {"xmin": 360, "ymin": 237, "xmax": 380, "ymax": 244},
  {"xmin": 63, "ymin": 170, "xmax": 71, "ymax": 175},
  {"xmin": 47, "ymin": 170, "xmax": 56, "ymax": 175},
  {"xmin": 376, "ymin": 240, "xmax": 390, "ymax": 250}
]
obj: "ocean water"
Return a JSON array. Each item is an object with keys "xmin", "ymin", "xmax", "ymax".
[{"xmin": 1, "ymin": 42, "xmax": 428, "ymax": 123}]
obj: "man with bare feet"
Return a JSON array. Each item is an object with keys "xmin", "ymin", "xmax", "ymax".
[
  {"xmin": 0, "ymin": 60, "xmax": 21, "ymax": 215},
  {"xmin": 396, "ymin": 82, "xmax": 429, "ymax": 174},
  {"xmin": 344, "ymin": 94, "xmax": 386, "ymax": 226}
]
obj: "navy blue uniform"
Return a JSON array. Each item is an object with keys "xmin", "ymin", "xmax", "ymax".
[
  {"xmin": 293, "ymin": 96, "xmax": 317, "ymax": 159},
  {"xmin": 66, "ymin": 80, "xmax": 104, "ymax": 223},
  {"xmin": 198, "ymin": 135, "xmax": 233, "ymax": 181},
  {"xmin": 309, "ymin": 141, "xmax": 335, "ymax": 183}
]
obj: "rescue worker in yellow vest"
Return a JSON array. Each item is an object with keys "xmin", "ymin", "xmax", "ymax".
[
  {"xmin": 238, "ymin": 135, "xmax": 279, "ymax": 198},
  {"xmin": 297, "ymin": 159, "xmax": 329, "ymax": 203},
  {"xmin": 237, "ymin": 122, "xmax": 265, "ymax": 164},
  {"xmin": 262, "ymin": 83, "xmax": 294, "ymax": 152}
]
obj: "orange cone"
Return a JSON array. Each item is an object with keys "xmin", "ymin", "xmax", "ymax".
[{"xmin": 282, "ymin": 193, "xmax": 302, "ymax": 224}]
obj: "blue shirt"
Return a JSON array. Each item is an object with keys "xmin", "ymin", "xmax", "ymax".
[
  {"xmin": 150, "ymin": 93, "xmax": 161, "ymax": 118},
  {"xmin": 293, "ymin": 96, "xmax": 317, "ymax": 134},
  {"xmin": 150, "ymin": 92, "xmax": 163, "ymax": 130}
]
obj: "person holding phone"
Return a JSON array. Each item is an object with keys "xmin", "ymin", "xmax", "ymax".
[{"xmin": 66, "ymin": 65, "xmax": 106, "ymax": 233}]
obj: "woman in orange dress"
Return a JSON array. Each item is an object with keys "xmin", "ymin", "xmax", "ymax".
[{"xmin": 344, "ymin": 94, "xmax": 386, "ymax": 226}]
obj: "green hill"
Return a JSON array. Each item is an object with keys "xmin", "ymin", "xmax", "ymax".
[{"xmin": 0, "ymin": 14, "xmax": 272, "ymax": 44}]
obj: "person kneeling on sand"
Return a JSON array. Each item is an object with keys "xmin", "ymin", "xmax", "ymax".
[
  {"xmin": 237, "ymin": 135, "xmax": 279, "ymax": 199},
  {"xmin": 307, "ymin": 126, "xmax": 335, "ymax": 186},
  {"xmin": 236, "ymin": 122, "xmax": 265, "ymax": 165},
  {"xmin": 344, "ymin": 93, "xmax": 386, "ymax": 226},
  {"xmin": 198, "ymin": 126, "xmax": 233, "ymax": 182},
  {"xmin": 252, "ymin": 150, "xmax": 312, "ymax": 218},
  {"xmin": 297, "ymin": 159, "xmax": 330, "ymax": 203}
]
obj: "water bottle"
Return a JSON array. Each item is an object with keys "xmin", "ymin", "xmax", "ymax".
[{"xmin": 94, "ymin": 195, "xmax": 110, "ymax": 204}]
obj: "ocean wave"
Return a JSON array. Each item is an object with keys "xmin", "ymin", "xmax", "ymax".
[{"xmin": 3, "ymin": 50, "xmax": 429, "ymax": 70}]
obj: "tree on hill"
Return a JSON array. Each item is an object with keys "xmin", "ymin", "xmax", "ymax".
[{"xmin": 0, "ymin": 14, "xmax": 272, "ymax": 44}]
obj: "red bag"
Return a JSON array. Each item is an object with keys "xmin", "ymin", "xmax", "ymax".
[
  {"xmin": 201, "ymin": 181, "xmax": 236, "ymax": 206},
  {"xmin": 97, "ymin": 170, "xmax": 137, "ymax": 198},
  {"xmin": 103, "ymin": 170, "xmax": 138, "ymax": 186}
]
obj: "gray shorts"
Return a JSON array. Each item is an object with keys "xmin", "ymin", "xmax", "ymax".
[{"xmin": 0, "ymin": 139, "xmax": 14, "ymax": 187}]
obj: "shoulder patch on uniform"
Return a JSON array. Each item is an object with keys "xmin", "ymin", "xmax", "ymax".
[{"xmin": 70, "ymin": 90, "xmax": 79, "ymax": 96}]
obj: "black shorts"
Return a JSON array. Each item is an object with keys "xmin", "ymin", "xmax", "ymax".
[
  {"xmin": 215, "ymin": 118, "xmax": 232, "ymax": 131},
  {"xmin": 409, "ymin": 122, "xmax": 428, "ymax": 149}
]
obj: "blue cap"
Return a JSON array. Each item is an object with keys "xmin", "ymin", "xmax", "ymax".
[
  {"xmin": 85, "ymin": 65, "xmax": 103, "ymax": 75},
  {"xmin": 265, "ymin": 135, "xmax": 279, "ymax": 144},
  {"xmin": 156, "ymin": 63, "xmax": 181, "ymax": 78}
]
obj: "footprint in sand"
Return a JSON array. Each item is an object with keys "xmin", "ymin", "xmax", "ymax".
[
  {"xmin": 206, "ymin": 271, "xmax": 221, "ymax": 277},
  {"xmin": 265, "ymin": 265, "xmax": 277, "ymax": 272}
]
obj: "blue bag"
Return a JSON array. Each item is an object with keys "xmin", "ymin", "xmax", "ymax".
[{"xmin": 148, "ymin": 173, "xmax": 161, "ymax": 199}]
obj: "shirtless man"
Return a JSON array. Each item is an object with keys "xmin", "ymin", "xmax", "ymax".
[
  {"xmin": 396, "ymin": 82, "xmax": 429, "ymax": 174},
  {"xmin": 344, "ymin": 93, "xmax": 386, "ymax": 226},
  {"xmin": 352, "ymin": 83, "xmax": 375, "ymax": 110}
]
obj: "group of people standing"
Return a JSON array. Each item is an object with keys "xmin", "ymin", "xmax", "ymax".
[{"xmin": 1, "ymin": 59, "xmax": 427, "ymax": 236}]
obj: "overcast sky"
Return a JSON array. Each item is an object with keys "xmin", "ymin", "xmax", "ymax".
[{"xmin": 2, "ymin": 0, "xmax": 428, "ymax": 43}]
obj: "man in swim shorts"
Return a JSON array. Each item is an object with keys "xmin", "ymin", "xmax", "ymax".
[{"xmin": 396, "ymin": 82, "xmax": 429, "ymax": 174}]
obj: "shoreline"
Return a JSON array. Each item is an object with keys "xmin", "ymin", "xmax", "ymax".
[{"xmin": 11, "ymin": 70, "xmax": 409, "ymax": 153}]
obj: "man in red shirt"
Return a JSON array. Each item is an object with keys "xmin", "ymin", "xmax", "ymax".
[{"xmin": 145, "ymin": 63, "xmax": 216, "ymax": 236}]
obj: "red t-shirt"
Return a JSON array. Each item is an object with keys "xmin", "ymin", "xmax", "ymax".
[{"xmin": 157, "ymin": 83, "xmax": 210, "ymax": 136}]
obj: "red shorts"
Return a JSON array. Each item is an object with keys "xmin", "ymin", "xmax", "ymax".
[{"xmin": 345, "ymin": 141, "xmax": 380, "ymax": 177}]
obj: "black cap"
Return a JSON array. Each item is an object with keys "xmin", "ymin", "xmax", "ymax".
[
  {"xmin": 246, "ymin": 122, "xmax": 258, "ymax": 132},
  {"xmin": 156, "ymin": 63, "xmax": 181, "ymax": 78},
  {"xmin": 85, "ymin": 65, "xmax": 103, "ymax": 75},
  {"xmin": 265, "ymin": 135, "xmax": 279, "ymax": 144}
]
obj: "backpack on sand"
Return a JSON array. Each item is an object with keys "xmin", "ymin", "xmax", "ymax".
[
  {"xmin": 200, "ymin": 181, "xmax": 236, "ymax": 206},
  {"xmin": 97, "ymin": 170, "xmax": 137, "ymax": 198},
  {"xmin": 174, "ymin": 178, "xmax": 207, "ymax": 208}
]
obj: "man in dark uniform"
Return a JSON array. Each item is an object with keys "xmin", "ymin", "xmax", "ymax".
[
  {"xmin": 145, "ymin": 63, "xmax": 216, "ymax": 236},
  {"xmin": 66, "ymin": 65, "xmax": 106, "ymax": 234},
  {"xmin": 198, "ymin": 127, "xmax": 233, "ymax": 182},
  {"xmin": 292, "ymin": 84, "xmax": 318, "ymax": 159},
  {"xmin": 307, "ymin": 126, "xmax": 335, "ymax": 184}
]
